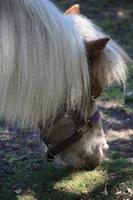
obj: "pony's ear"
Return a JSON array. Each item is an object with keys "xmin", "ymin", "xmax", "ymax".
[
  {"xmin": 65, "ymin": 4, "xmax": 80, "ymax": 15},
  {"xmin": 86, "ymin": 38, "xmax": 110, "ymax": 57},
  {"xmin": 86, "ymin": 38, "xmax": 110, "ymax": 97}
]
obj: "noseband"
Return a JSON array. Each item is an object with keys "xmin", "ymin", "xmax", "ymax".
[{"xmin": 42, "ymin": 109, "xmax": 101, "ymax": 161}]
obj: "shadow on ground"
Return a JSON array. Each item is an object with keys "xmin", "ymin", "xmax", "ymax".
[
  {"xmin": 99, "ymin": 102, "xmax": 133, "ymax": 160},
  {"xmin": 0, "ymin": 157, "xmax": 132, "ymax": 200},
  {"xmin": 100, "ymin": 105, "xmax": 133, "ymax": 131}
]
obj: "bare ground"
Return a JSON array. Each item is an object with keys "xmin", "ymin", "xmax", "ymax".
[{"xmin": 100, "ymin": 101, "xmax": 133, "ymax": 161}]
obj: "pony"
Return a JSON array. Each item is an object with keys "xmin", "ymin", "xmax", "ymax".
[{"xmin": 0, "ymin": 0, "xmax": 130, "ymax": 169}]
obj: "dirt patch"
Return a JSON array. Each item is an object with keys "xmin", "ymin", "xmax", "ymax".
[
  {"xmin": 0, "ymin": 126, "xmax": 44, "ymax": 177},
  {"xmin": 99, "ymin": 100, "xmax": 133, "ymax": 161}
]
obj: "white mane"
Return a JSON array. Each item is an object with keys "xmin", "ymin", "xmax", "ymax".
[
  {"xmin": 0, "ymin": 0, "xmax": 129, "ymax": 128},
  {"xmin": 0, "ymin": 0, "xmax": 89, "ymax": 126}
]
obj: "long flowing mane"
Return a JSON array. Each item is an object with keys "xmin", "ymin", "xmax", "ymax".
[
  {"xmin": 0, "ymin": 0, "xmax": 129, "ymax": 128},
  {"xmin": 0, "ymin": 0, "xmax": 89, "ymax": 126}
]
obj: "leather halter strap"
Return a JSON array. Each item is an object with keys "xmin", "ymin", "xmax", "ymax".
[{"xmin": 44, "ymin": 110, "xmax": 100, "ymax": 161}]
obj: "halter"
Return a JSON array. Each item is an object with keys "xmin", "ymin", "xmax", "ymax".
[{"xmin": 42, "ymin": 108, "xmax": 101, "ymax": 161}]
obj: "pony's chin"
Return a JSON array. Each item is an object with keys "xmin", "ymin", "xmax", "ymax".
[{"xmin": 56, "ymin": 155, "xmax": 100, "ymax": 170}]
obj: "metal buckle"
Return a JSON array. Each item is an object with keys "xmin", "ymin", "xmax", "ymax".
[{"xmin": 77, "ymin": 121, "xmax": 91, "ymax": 135}]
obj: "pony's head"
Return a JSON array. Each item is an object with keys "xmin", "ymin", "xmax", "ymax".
[
  {"xmin": 40, "ymin": 5, "xmax": 129, "ymax": 169},
  {"xmin": 42, "ymin": 101, "xmax": 108, "ymax": 170}
]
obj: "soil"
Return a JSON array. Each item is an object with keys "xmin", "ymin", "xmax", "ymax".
[
  {"xmin": 100, "ymin": 101, "xmax": 133, "ymax": 161},
  {"xmin": 0, "ymin": 100, "xmax": 133, "ymax": 177}
]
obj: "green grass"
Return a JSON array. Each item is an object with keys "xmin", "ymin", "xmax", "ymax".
[
  {"xmin": 102, "ymin": 85, "xmax": 125, "ymax": 102},
  {"xmin": 0, "ymin": 158, "xmax": 132, "ymax": 200},
  {"xmin": 102, "ymin": 77, "xmax": 133, "ymax": 103}
]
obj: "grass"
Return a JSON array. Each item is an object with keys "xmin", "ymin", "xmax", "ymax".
[
  {"xmin": 102, "ymin": 73, "xmax": 133, "ymax": 103},
  {"xmin": 102, "ymin": 85, "xmax": 125, "ymax": 102},
  {"xmin": 0, "ymin": 158, "xmax": 132, "ymax": 200}
]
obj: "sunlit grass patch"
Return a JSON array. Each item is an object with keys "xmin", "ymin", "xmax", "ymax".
[
  {"xmin": 17, "ymin": 193, "xmax": 36, "ymax": 200},
  {"xmin": 54, "ymin": 170, "xmax": 108, "ymax": 194}
]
